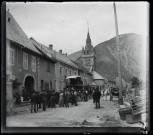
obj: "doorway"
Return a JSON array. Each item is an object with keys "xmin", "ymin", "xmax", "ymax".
[{"xmin": 24, "ymin": 76, "xmax": 35, "ymax": 95}]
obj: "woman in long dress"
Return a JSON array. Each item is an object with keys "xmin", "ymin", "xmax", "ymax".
[{"xmin": 59, "ymin": 92, "xmax": 64, "ymax": 107}]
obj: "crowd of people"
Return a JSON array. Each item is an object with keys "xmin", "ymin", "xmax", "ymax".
[
  {"xmin": 29, "ymin": 86, "xmax": 113, "ymax": 113},
  {"xmin": 30, "ymin": 87, "xmax": 93, "ymax": 113}
]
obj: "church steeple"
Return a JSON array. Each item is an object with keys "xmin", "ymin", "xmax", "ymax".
[
  {"xmin": 81, "ymin": 21, "xmax": 96, "ymax": 72},
  {"xmin": 85, "ymin": 22, "xmax": 93, "ymax": 55},
  {"xmin": 86, "ymin": 22, "xmax": 91, "ymax": 45}
]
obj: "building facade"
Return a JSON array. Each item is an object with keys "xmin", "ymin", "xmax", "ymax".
[
  {"xmin": 30, "ymin": 38, "xmax": 82, "ymax": 92},
  {"xmin": 6, "ymin": 11, "xmax": 94, "ymax": 102},
  {"xmin": 6, "ymin": 11, "xmax": 41, "ymax": 100},
  {"xmin": 42, "ymin": 45, "xmax": 93, "ymax": 91},
  {"xmin": 72, "ymin": 61, "xmax": 93, "ymax": 86},
  {"xmin": 30, "ymin": 38, "xmax": 57, "ymax": 92},
  {"xmin": 6, "ymin": 11, "xmax": 57, "ymax": 101}
]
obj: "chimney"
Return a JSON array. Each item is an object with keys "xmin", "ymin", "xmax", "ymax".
[
  {"xmin": 59, "ymin": 50, "xmax": 62, "ymax": 55},
  {"xmin": 49, "ymin": 44, "xmax": 53, "ymax": 50}
]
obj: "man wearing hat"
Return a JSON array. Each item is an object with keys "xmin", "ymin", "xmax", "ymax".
[
  {"xmin": 31, "ymin": 90, "xmax": 37, "ymax": 113},
  {"xmin": 42, "ymin": 89, "xmax": 47, "ymax": 111}
]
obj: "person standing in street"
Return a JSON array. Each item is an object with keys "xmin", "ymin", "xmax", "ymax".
[
  {"xmin": 59, "ymin": 92, "xmax": 64, "ymax": 107},
  {"xmin": 50, "ymin": 90, "xmax": 56, "ymax": 108},
  {"xmin": 110, "ymin": 87, "xmax": 113, "ymax": 101},
  {"xmin": 42, "ymin": 89, "xmax": 47, "ymax": 111},
  {"xmin": 35, "ymin": 91, "xmax": 40, "ymax": 112},
  {"xmin": 31, "ymin": 90, "xmax": 37, "ymax": 113},
  {"xmin": 47, "ymin": 91, "xmax": 51, "ymax": 108},
  {"xmin": 71, "ymin": 91, "xmax": 75, "ymax": 105},
  {"xmin": 94, "ymin": 87, "xmax": 101, "ymax": 109},
  {"xmin": 74, "ymin": 90, "xmax": 78, "ymax": 106},
  {"xmin": 38, "ymin": 91, "xmax": 43, "ymax": 109},
  {"xmin": 92, "ymin": 88, "xmax": 96, "ymax": 103},
  {"xmin": 63, "ymin": 91, "xmax": 69, "ymax": 108}
]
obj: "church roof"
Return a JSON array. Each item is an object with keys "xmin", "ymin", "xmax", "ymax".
[
  {"xmin": 86, "ymin": 31, "xmax": 91, "ymax": 43},
  {"xmin": 6, "ymin": 11, "xmax": 40, "ymax": 54}
]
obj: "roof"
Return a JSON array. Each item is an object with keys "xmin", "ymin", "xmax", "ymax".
[
  {"xmin": 66, "ymin": 75, "xmax": 81, "ymax": 79},
  {"xmin": 30, "ymin": 37, "xmax": 79, "ymax": 69},
  {"xmin": 71, "ymin": 60, "xmax": 92, "ymax": 75},
  {"xmin": 6, "ymin": 11, "xmax": 40, "ymax": 54},
  {"xmin": 30, "ymin": 37, "xmax": 56, "ymax": 62},
  {"xmin": 43, "ymin": 45, "xmax": 78, "ymax": 69},
  {"xmin": 92, "ymin": 71, "xmax": 105, "ymax": 80}
]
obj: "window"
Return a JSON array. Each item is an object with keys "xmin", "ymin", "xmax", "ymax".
[
  {"xmin": 60, "ymin": 80, "xmax": 63, "ymax": 90},
  {"xmin": 75, "ymin": 71, "xmax": 77, "ymax": 75},
  {"xmin": 50, "ymin": 81, "xmax": 52, "ymax": 91},
  {"xmin": 78, "ymin": 71, "xmax": 80, "ymax": 76},
  {"xmin": 88, "ymin": 59, "xmax": 91, "ymax": 65},
  {"xmin": 8, "ymin": 48, "xmax": 15, "ymax": 65},
  {"xmin": 41, "ymin": 80, "xmax": 44, "ymax": 91},
  {"xmin": 60, "ymin": 67, "xmax": 62, "ymax": 76},
  {"xmin": 87, "ymin": 50, "xmax": 89, "ymax": 54},
  {"xmin": 23, "ymin": 52, "xmax": 28, "ymax": 70},
  {"xmin": 31, "ymin": 56, "xmax": 36, "ymax": 72},
  {"xmin": 45, "ymin": 82, "xmax": 49, "ymax": 91},
  {"xmin": 65, "ymin": 68, "xmax": 68, "ymax": 76},
  {"xmin": 47, "ymin": 62, "xmax": 50, "ymax": 72},
  {"xmin": 70, "ymin": 69, "xmax": 72, "ymax": 76}
]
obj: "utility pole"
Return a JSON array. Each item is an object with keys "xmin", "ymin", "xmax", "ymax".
[{"xmin": 113, "ymin": 2, "xmax": 123, "ymax": 105}]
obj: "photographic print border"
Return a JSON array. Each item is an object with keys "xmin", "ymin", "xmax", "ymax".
[{"xmin": 1, "ymin": 1, "xmax": 150, "ymax": 134}]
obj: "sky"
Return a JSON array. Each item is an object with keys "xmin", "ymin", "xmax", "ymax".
[{"xmin": 6, "ymin": 2, "xmax": 149, "ymax": 55}]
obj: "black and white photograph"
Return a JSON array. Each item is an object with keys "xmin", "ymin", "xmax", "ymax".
[{"xmin": 2, "ymin": 1, "xmax": 149, "ymax": 133}]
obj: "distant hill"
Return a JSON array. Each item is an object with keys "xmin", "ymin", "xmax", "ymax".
[{"xmin": 68, "ymin": 33, "xmax": 145, "ymax": 83}]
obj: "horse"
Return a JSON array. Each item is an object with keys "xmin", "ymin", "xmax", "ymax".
[
  {"xmin": 103, "ymin": 88, "xmax": 110, "ymax": 101},
  {"xmin": 100, "ymin": 90, "xmax": 105, "ymax": 101}
]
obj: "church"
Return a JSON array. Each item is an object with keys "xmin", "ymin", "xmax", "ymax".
[
  {"xmin": 81, "ymin": 27, "xmax": 96, "ymax": 73},
  {"xmin": 79, "ymin": 25, "xmax": 107, "ymax": 90}
]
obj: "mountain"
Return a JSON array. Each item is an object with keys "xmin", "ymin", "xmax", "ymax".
[{"xmin": 68, "ymin": 33, "xmax": 145, "ymax": 83}]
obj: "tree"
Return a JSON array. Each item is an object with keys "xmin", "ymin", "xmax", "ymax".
[
  {"xmin": 130, "ymin": 76, "xmax": 141, "ymax": 88},
  {"xmin": 12, "ymin": 79, "xmax": 21, "ymax": 104},
  {"xmin": 12, "ymin": 79, "xmax": 21, "ymax": 90}
]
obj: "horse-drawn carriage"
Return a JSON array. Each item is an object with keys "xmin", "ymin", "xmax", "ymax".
[
  {"xmin": 110, "ymin": 87, "xmax": 127, "ymax": 100},
  {"xmin": 65, "ymin": 76, "xmax": 93, "ymax": 101},
  {"xmin": 65, "ymin": 75, "xmax": 83, "ymax": 90}
]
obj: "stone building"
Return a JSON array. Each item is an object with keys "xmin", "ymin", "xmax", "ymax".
[
  {"xmin": 30, "ymin": 38, "xmax": 90, "ymax": 92},
  {"xmin": 79, "ymin": 26, "xmax": 105, "ymax": 89},
  {"xmin": 30, "ymin": 38, "xmax": 57, "ymax": 91},
  {"xmin": 6, "ymin": 11, "xmax": 41, "ymax": 99},
  {"xmin": 6, "ymin": 11, "xmax": 57, "ymax": 100},
  {"xmin": 6, "ymin": 11, "xmax": 93, "ymax": 100},
  {"xmin": 72, "ymin": 60, "xmax": 93, "ymax": 86}
]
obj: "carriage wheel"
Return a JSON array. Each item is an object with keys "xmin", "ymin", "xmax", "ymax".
[{"xmin": 7, "ymin": 99, "xmax": 15, "ymax": 116}]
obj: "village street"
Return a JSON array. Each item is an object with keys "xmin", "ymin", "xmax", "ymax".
[{"xmin": 6, "ymin": 98, "xmax": 140, "ymax": 127}]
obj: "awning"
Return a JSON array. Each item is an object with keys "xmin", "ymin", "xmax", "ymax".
[{"xmin": 66, "ymin": 75, "xmax": 81, "ymax": 79}]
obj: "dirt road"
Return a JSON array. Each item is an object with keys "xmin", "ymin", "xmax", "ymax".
[{"xmin": 6, "ymin": 99, "xmax": 140, "ymax": 127}]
